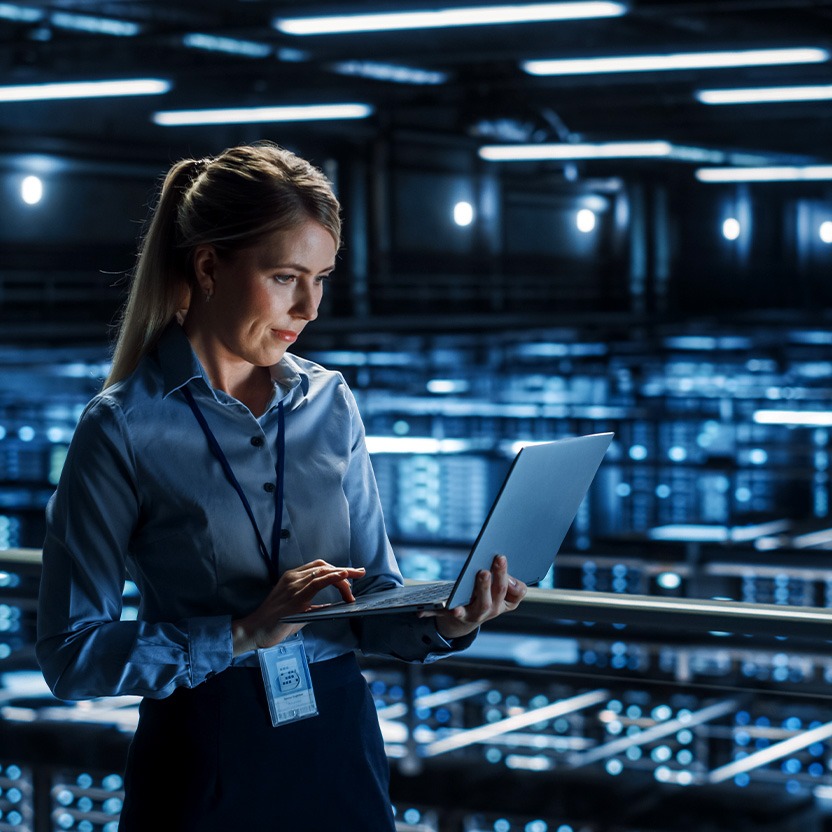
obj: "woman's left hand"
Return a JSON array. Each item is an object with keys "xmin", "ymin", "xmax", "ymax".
[{"xmin": 419, "ymin": 554, "xmax": 527, "ymax": 640}]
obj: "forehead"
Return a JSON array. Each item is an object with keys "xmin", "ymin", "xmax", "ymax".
[{"xmin": 239, "ymin": 221, "xmax": 337, "ymax": 269}]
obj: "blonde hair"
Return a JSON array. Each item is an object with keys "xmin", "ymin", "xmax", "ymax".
[{"xmin": 104, "ymin": 141, "xmax": 341, "ymax": 388}]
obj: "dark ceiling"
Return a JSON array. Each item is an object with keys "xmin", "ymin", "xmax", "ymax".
[{"xmin": 2, "ymin": 1, "xmax": 832, "ymax": 170}]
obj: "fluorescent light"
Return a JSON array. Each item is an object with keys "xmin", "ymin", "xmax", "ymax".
[
  {"xmin": 365, "ymin": 436, "xmax": 472, "ymax": 454},
  {"xmin": 479, "ymin": 141, "xmax": 673, "ymax": 160},
  {"xmin": 0, "ymin": 4, "xmax": 43, "ymax": 22},
  {"xmin": 275, "ymin": 2, "xmax": 626, "ymax": 35},
  {"xmin": 696, "ymin": 166, "xmax": 832, "ymax": 183},
  {"xmin": 152, "ymin": 103, "xmax": 373, "ymax": 126},
  {"xmin": 753, "ymin": 409, "xmax": 832, "ymax": 426},
  {"xmin": 182, "ymin": 33, "xmax": 273, "ymax": 58},
  {"xmin": 696, "ymin": 84, "xmax": 832, "ymax": 104},
  {"xmin": 523, "ymin": 47, "xmax": 829, "ymax": 76},
  {"xmin": 329, "ymin": 60, "xmax": 448, "ymax": 85},
  {"xmin": 50, "ymin": 11, "xmax": 140, "ymax": 36},
  {"xmin": 0, "ymin": 78, "xmax": 171, "ymax": 102}
]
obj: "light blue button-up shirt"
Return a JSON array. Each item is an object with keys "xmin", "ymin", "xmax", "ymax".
[{"xmin": 36, "ymin": 323, "xmax": 470, "ymax": 701}]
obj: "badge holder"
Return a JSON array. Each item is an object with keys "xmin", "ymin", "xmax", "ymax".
[{"xmin": 258, "ymin": 633, "xmax": 319, "ymax": 727}]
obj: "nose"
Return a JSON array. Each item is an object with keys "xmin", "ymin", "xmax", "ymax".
[{"xmin": 290, "ymin": 280, "xmax": 320, "ymax": 321}]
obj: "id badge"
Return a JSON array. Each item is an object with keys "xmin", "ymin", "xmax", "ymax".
[{"xmin": 258, "ymin": 633, "xmax": 319, "ymax": 727}]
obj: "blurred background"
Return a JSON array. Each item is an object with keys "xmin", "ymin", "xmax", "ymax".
[{"xmin": 3, "ymin": 2, "xmax": 832, "ymax": 830}]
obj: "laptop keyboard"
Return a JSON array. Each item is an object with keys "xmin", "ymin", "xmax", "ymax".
[{"xmin": 357, "ymin": 582, "xmax": 451, "ymax": 609}]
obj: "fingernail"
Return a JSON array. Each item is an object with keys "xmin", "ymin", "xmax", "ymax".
[{"xmin": 509, "ymin": 578, "xmax": 517, "ymax": 587}]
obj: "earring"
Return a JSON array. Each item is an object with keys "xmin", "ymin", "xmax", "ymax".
[{"xmin": 204, "ymin": 291, "xmax": 212, "ymax": 303}]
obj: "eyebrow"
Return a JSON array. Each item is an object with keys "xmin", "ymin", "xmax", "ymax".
[{"xmin": 272, "ymin": 261, "xmax": 336, "ymax": 274}]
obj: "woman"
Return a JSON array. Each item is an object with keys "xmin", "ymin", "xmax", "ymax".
[{"xmin": 36, "ymin": 141, "xmax": 527, "ymax": 831}]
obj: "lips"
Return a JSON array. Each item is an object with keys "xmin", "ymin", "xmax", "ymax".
[{"xmin": 272, "ymin": 329, "xmax": 299, "ymax": 343}]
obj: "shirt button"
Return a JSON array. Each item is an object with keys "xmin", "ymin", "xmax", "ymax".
[
  {"xmin": 263, "ymin": 482, "xmax": 276, "ymax": 493},
  {"xmin": 251, "ymin": 436, "xmax": 264, "ymax": 447},
  {"xmin": 280, "ymin": 528, "xmax": 291, "ymax": 539}
]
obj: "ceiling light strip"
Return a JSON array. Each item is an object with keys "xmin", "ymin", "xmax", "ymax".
[
  {"xmin": 50, "ymin": 11, "xmax": 140, "ymax": 36},
  {"xmin": 523, "ymin": 47, "xmax": 829, "ymax": 76},
  {"xmin": 182, "ymin": 33, "xmax": 273, "ymax": 58},
  {"xmin": 0, "ymin": 79, "xmax": 171, "ymax": 103},
  {"xmin": 696, "ymin": 84, "xmax": 832, "ymax": 104},
  {"xmin": 697, "ymin": 166, "xmax": 832, "ymax": 183},
  {"xmin": 152, "ymin": 103, "xmax": 374, "ymax": 126},
  {"xmin": 479, "ymin": 141, "xmax": 673, "ymax": 160},
  {"xmin": 275, "ymin": 2, "xmax": 626, "ymax": 35}
]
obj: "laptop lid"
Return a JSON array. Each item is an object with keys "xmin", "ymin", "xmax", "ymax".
[
  {"xmin": 444, "ymin": 430, "xmax": 613, "ymax": 608},
  {"xmin": 282, "ymin": 431, "xmax": 613, "ymax": 622}
]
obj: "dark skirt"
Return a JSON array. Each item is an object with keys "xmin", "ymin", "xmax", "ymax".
[{"xmin": 118, "ymin": 652, "xmax": 396, "ymax": 832}]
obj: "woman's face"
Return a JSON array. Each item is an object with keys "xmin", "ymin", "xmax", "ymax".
[{"xmin": 193, "ymin": 219, "xmax": 337, "ymax": 368}]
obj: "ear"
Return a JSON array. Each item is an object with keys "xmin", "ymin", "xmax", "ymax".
[{"xmin": 192, "ymin": 244, "xmax": 218, "ymax": 297}]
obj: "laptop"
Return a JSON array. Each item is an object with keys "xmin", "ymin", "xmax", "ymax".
[{"xmin": 281, "ymin": 431, "xmax": 614, "ymax": 622}]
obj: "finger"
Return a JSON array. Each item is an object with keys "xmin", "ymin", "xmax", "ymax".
[
  {"xmin": 458, "ymin": 570, "xmax": 493, "ymax": 622},
  {"xmin": 490, "ymin": 554, "xmax": 509, "ymax": 606},
  {"xmin": 505, "ymin": 576, "xmax": 527, "ymax": 606},
  {"xmin": 330, "ymin": 575, "xmax": 357, "ymax": 603},
  {"xmin": 308, "ymin": 567, "xmax": 365, "ymax": 603},
  {"xmin": 306, "ymin": 565, "xmax": 365, "ymax": 583}
]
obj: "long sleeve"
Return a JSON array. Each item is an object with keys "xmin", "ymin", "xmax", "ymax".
[{"xmin": 36, "ymin": 395, "xmax": 232, "ymax": 700}]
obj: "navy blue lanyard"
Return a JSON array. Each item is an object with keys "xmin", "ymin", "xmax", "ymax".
[{"xmin": 183, "ymin": 386, "xmax": 284, "ymax": 583}]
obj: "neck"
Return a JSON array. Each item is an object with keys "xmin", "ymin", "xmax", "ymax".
[{"xmin": 184, "ymin": 327, "xmax": 274, "ymax": 417}]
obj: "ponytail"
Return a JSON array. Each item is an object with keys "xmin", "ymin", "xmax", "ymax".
[{"xmin": 104, "ymin": 159, "xmax": 201, "ymax": 388}]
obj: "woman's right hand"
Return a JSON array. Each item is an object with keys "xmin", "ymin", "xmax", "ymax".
[{"xmin": 231, "ymin": 559, "xmax": 365, "ymax": 655}]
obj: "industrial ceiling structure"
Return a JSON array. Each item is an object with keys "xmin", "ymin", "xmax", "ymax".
[{"xmin": 1, "ymin": 0, "xmax": 831, "ymax": 173}]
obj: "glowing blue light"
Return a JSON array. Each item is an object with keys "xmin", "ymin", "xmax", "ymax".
[
  {"xmin": 629, "ymin": 444, "xmax": 648, "ymax": 460},
  {"xmin": 651, "ymin": 745, "xmax": 672, "ymax": 762},
  {"xmin": 722, "ymin": 217, "xmax": 741, "ymax": 240},
  {"xmin": 657, "ymin": 572, "xmax": 682, "ymax": 590},
  {"xmin": 654, "ymin": 765, "xmax": 671, "ymax": 782},
  {"xmin": 21, "ymin": 174, "xmax": 43, "ymax": 205},
  {"xmin": 605, "ymin": 758, "xmax": 624, "ymax": 775},
  {"xmin": 453, "ymin": 201, "xmax": 475, "ymax": 226},
  {"xmin": 182, "ymin": 33, "xmax": 272, "ymax": 57},
  {"xmin": 668, "ymin": 445, "xmax": 687, "ymax": 461},
  {"xmin": 576, "ymin": 208, "xmax": 596, "ymax": 232}
]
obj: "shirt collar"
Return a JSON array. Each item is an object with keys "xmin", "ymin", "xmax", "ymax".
[{"xmin": 157, "ymin": 321, "xmax": 309, "ymax": 401}]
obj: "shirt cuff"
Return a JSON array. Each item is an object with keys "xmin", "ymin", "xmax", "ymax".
[
  {"xmin": 187, "ymin": 615, "xmax": 233, "ymax": 686},
  {"xmin": 422, "ymin": 619, "xmax": 478, "ymax": 659}
]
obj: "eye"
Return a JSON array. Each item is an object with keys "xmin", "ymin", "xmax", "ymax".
[
  {"xmin": 316, "ymin": 272, "xmax": 334, "ymax": 284},
  {"xmin": 272, "ymin": 274, "xmax": 295, "ymax": 284}
]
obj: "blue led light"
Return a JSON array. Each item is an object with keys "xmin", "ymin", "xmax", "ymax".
[
  {"xmin": 606, "ymin": 758, "xmax": 624, "ymax": 775},
  {"xmin": 629, "ymin": 444, "xmax": 648, "ymax": 460},
  {"xmin": 656, "ymin": 572, "xmax": 682, "ymax": 590}
]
